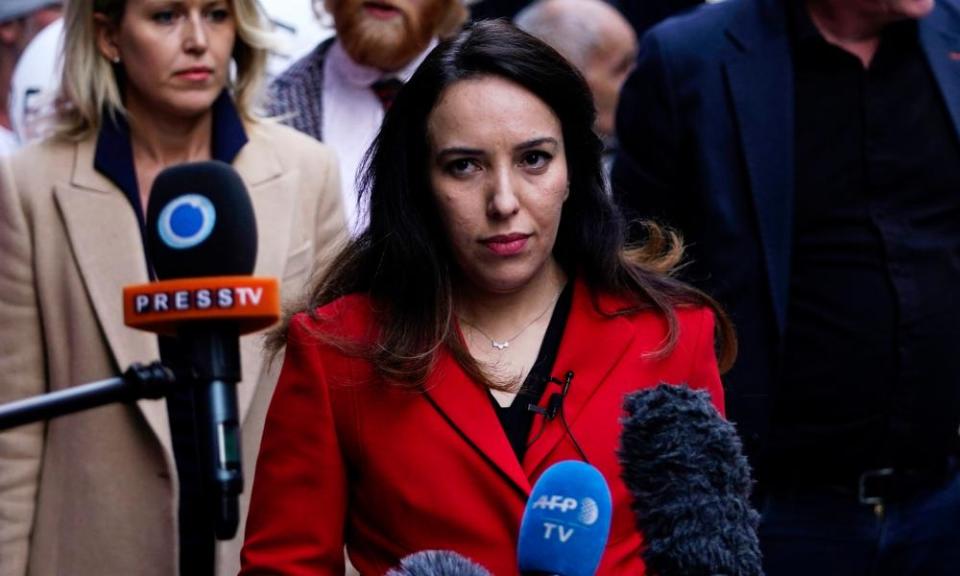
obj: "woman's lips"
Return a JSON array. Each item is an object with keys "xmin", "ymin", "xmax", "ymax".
[
  {"xmin": 482, "ymin": 234, "xmax": 530, "ymax": 256},
  {"xmin": 175, "ymin": 68, "xmax": 213, "ymax": 81}
]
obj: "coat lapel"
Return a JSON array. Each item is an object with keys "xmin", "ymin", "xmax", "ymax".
[
  {"xmin": 231, "ymin": 126, "xmax": 296, "ymax": 423},
  {"xmin": 54, "ymin": 126, "xmax": 300, "ymax": 451},
  {"xmin": 920, "ymin": 3, "xmax": 960, "ymax": 141},
  {"xmin": 723, "ymin": 0, "xmax": 795, "ymax": 335},
  {"xmin": 424, "ymin": 351, "xmax": 532, "ymax": 496},
  {"xmin": 55, "ymin": 138, "xmax": 170, "ymax": 451},
  {"xmin": 269, "ymin": 38, "xmax": 334, "ymax": 142},
  {"xmin": 423, "ymin": 281, "xmax": 639, "ymax": 491},
  {"xmin": 522, "ymin": 280, "xmax": 637, "ymax": 475}
]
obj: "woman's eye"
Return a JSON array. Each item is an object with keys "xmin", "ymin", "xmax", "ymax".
[
  {"xmin": 152, "ymin": 10, "xmax": 176, "ymax": 24},
  {"xmin": 520, "ymin": 150, "xmax": 552, "ymax": 170},
  {"xmin": 445, "ymin": 158, "xmax": 480, "ymax": 176},
  {"xmin": 207, "ymin": 7, "xmax": 231, "ymax": 22}
]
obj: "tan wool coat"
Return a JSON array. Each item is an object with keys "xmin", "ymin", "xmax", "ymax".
[{"xmin": 0, "ymin": 120, "xmax": 347, "ymax": 576}]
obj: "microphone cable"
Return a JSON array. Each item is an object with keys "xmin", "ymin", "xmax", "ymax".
[{"xmin": 527, "ymin": 371, "xmax": 590, "ymax": 464}]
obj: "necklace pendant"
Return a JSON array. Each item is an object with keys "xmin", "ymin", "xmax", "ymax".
[{"xmin": 492, "ymin": 340, "xmax": 510, "ymax": 351}]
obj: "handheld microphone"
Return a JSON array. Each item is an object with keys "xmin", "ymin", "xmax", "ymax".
[
  {"xmin": 618, "ymin": 384, "xmax": 763, "ymax": 576},
  {"xmin": 386, "ymin": 550, "xmax": 492, "ymax": 576},
  {"xmin": 123, "ymin": 161, "xmax": 281, "ymax": 540},
  {"xmin": 517, "ymin": 460, "xmax": 613, "ymax": 576}
]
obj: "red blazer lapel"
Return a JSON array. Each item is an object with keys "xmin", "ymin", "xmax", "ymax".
[
  {"xmin": 424, "ymin": 349, "xmax": 533, "ymax": 496},
  {"xmin": 523, "ymin": 279, "xmax": 641, "ymax": 476},
  {"xmin": 421, "ymin": 280, "xmax": 642, "ymax": 493}
]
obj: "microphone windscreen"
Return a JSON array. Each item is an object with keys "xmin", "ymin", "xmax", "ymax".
[
  {"xmin": 619, "ymin": 384, "xmax": 763, "ymax": 576},
  {"xmin": 146, "ymin": 161, "xmax": 257, "ymax": 280},
  {"xmin": 385, "ymin": 550, "xmax": 492, "ymax": 576},
  {"xmin": 517, "ymin": 460, "xmax": 612, "ymax": 576}
]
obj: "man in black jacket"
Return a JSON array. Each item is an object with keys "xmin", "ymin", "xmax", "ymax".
[{"xmin": 612, "ymin": 0, "xmax": 960, "ymax": 573}]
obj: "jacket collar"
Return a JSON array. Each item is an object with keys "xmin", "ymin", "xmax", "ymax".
[
  {"xmin": 919, "ymin": 0, "xmax": 960, "ymax": 139},
  {"xmin": 723, "ymin": 0, "xmax": 960, "ymax": 336},
  {"xmin": 423, "ymin": 278, "xmax": 639, "ymax": 497},
  {"xmin": 522, "ymin": 281, "xmax": 639, "ymax": 477},
  {"xmin": 58, "ymin": 101, "xmax": 292, "ymax": 457},
  {"xmin": 92, "ymin": 91, "xmax": 249, "ymax": 231},
  {"xmin": 723, "ymin": 0, "xmax": 795, "ymax": 335}
]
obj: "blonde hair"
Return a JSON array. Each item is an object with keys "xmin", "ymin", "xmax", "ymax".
[{"xmin": 56, "ymin": 0, "xmax": 274, "ymax": 140}]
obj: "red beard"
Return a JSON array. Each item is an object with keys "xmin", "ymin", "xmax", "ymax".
[{"xmin": 332, "ymin": 0, "xmax": 451, "ymax": 71}]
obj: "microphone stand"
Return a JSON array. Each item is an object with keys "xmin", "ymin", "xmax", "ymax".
[
  {"xmin": 0, "ymin": 362, "xmax": 223, "ymax": 576},
  {"xmin": 0, "ymin": 362, "xmax": 173, "ymax": 431}
]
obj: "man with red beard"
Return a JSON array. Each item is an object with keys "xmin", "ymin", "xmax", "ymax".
[{"xmin": 267, "ymin": 0, "xmax": 467, "ymax": 234}]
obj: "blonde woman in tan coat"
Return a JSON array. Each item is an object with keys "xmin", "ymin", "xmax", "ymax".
[{"xmin": 0, "ymin": 0, "xmax": 347, "ymax": 574}]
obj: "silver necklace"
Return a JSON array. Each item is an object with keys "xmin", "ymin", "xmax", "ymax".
[{"xmin": 459, "ymin": 288, "xmax": 564, "ymax": 351}]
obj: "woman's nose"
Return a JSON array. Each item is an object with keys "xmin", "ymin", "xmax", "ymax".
[
  {"xmin": 487, "ymin": 167, "xmax": 521, "ymax": 218},
  {"xmin": 183, "ymin": 12, "xmax": 209, "ymax": 53}
]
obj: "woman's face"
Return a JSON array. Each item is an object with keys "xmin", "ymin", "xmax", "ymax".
[
  {"xmin": 427, "ymin": 75, "xmax": 569, "ymax": 296},
  {"xmin": 98, "ymin": 0, "xmax": 236, "ymax": 120}
]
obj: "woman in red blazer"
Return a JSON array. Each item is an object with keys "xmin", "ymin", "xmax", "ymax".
[{"xmin": 241, "ymin": 20, "xmax": 735, "ymax": 576}]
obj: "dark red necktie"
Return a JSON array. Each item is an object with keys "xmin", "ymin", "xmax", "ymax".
[{"xmin": 371, "ymin": 78, "xmax": 404, "ymax": 111}]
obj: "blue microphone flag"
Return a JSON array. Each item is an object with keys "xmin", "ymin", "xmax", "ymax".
[{"xmin": 518, "ymin": 460, "xmax": 613, "ymax": 576}]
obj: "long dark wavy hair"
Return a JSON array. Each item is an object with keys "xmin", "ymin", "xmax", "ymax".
[{"xmin": 271, "ymin": 19, "xmax": 736, "ymax": 389}]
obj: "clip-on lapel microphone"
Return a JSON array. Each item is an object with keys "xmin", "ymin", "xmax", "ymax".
[{"xmin": 528, "ymin": 371, "xmax": 574, "ymax": 421}]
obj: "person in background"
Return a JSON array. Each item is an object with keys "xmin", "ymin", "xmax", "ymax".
[
  {"xmin": 257, "ymin": 0, "xmax": 332, "ymax": 79},
  {"xmin": 240, "ymin": 20, "xmax": 732, "ymax": 575},
  {"xmin": 472, "ymin": 0, "xmax": 701, "ymax": 39},
  {"xmin": 7, "ymin": 17, "xmax": 62, "ymax": 147},
  {"xmin": 0, "ymin": 0, "xmax": 347, "ymax": 575},
  {"xmin": 612, "ymin": 0, "xmax": 960, "ymax": 573},
  {"xmin": 8, "ymin": 0, "xmax": 335, "ymax": 147},
  {"xmin": 514, "ymin": 0, "xmax": 637, "ymax": 175},
  {"xmin": 266, "ymin": 0, "xmax": 468, "ymax": 235},
  {"xmin": 0, "ymin": 1, "xmax": 61, "ymax": 155}
]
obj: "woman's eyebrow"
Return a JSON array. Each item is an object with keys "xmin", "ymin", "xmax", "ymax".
[
  {"xmin": 435, "ymin": 146, "xmax": 484, "ymax": 158},
  {"xmin": 436, "ymin": 137, "xmax": 560, "ymax": 158},
  {"xmin": 515, "ymin": 137, "xmax": 559, "ymax": 151}
]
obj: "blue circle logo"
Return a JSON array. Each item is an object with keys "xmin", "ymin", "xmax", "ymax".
[
  {"xmin": 578, "ymin": 497, "xmax": 599, "ymax": 526},
  {"xmin": 157, "ymin": 194, "xmax": 216, "ymax": 249}
]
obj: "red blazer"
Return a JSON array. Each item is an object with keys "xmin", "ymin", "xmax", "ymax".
[{"xmin": 240, "ymin": 278, "xmax": 724, "ymax": 575}]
